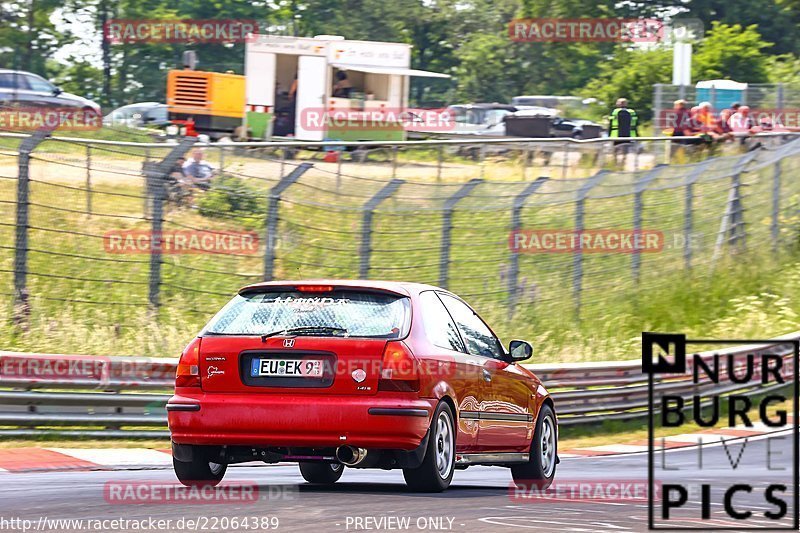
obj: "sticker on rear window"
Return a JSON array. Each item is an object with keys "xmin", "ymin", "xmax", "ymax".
[{"xmin": 268, "ymin": 296, "xmax": 352, "ymax": 312}]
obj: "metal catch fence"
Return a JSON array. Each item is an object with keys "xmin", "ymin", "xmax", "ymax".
[{"xmin": 1, "ymin": 132, "xmax": 800, "ymax": 358}]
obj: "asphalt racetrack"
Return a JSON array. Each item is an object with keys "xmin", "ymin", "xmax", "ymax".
[{"xmin": 0, "ymin": 430, "xmax": 795, "ymax": 532}]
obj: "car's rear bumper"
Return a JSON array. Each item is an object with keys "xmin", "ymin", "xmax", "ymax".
[{"xmin": 167, "ymin": 391, "xmax": 435, "ymax": 450}]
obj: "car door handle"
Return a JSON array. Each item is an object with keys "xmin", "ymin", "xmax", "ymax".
[{"xmin": 482, "ymin": 369, "xmax": 492, "ymax": 382}]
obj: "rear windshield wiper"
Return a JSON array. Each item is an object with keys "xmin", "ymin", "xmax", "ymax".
[{"xmin": 261, "ymin": 326, "xmax": 349, "ymax": 341}]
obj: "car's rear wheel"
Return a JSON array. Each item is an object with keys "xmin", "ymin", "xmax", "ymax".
[
  {"xmin": 299, "ymin": 462, "xmax": 344, "ymax": 484},
  {"xmin": 511, "ymin": 403, "xmax": 557, "ymax": 489},
  {"xmin": 403, "ymin": 401, "xmax": 455, "ymax": 493},
  {"xmin": 173, "ymin": 446, "xmax": 227, "ymax": 487}
]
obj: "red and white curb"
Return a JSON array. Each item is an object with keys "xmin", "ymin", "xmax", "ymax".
[
  {"xmin": 0, "ymin": 422, "xmax": 790, "ymax": 473},
  {"xmin": 0, "ymin": 448, "xmax": 173, "ymax": 473}
]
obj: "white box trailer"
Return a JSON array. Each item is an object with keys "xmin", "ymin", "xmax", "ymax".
[{"xmin": 244, "ymin": 34, "xmax": 449, "ymax": 141}]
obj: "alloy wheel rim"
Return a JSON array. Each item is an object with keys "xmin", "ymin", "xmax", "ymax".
[
  {"xmin": 540, "ymin": 415, "xmax": 556, "ymax": 478},
  {"xmin": 435, "ymin": 410, "xmax": 454, "ymax": 479}
]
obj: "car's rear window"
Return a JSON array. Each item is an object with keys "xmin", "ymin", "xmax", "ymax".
[{"xmin": 201, "ymin": 289, "xmax": 411, "ymax": 338}]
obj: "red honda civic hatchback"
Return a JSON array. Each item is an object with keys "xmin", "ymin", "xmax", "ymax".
[{"xmin": 167, "ymin": 280, "xmax": 557, "ymax": 492}]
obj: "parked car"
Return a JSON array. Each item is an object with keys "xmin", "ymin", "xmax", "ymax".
[
  {"xmin": 550, "ymin": 117, "xmax": 603, "ymax": 139},
  {"xmin": 446, "ymin": 103, "xmax": 518, "ymax": 134},
  {"xmin": 511, "ymin": 95, "xmax": 584, "ymax": 109},
  {"xmin": 0, "ymin": 69, "xmax": 101, "ymax": 113},
  {"xmin": 168, "ymin": 280, "xmax": 557, "ymax": 492},
  {"xmin": 104, "ymin": 102, "xmax": 168, "ymax": 128}
]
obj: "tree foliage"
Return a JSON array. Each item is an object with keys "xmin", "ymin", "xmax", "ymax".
[{"xmin": 1, "ymin": 0, "xmax": 799, "ymax": 114}]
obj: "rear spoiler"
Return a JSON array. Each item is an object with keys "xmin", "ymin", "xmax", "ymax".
[{"xmin": 238, "ymin": 283, "xmax": 410, "ymax": 298}]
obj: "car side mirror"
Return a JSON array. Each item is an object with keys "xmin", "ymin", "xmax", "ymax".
[
  {"xmin": 508, "ymin": 339, "xmax": 533, "ymax": 362},
  {"xmin": 52, "ymin": 87, "xmax": 62, "ymax": 96}
]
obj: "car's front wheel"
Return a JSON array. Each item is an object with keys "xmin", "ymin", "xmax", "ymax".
[
  {"xmin": 403, "ymin": 401, "xmax": 455, "ymax": 493},
  {"xmin": 511, "ymin": 403, "xmax": 557, "ymax": 489},
  {"xmin": 173, "ymin": 446, "xmax": 227, "ymax": 487},
  {"xmin": 299, "ymin": 462, "xmax": 344, "ymax": 484}
]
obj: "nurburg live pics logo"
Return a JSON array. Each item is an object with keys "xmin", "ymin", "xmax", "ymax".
[{"xmin": 643, "ymin": 332, "xmax": 800, "ymax": 530}]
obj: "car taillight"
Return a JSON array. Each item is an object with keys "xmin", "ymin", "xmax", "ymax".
[
  {"xmin": 176, "ymin": 337, "xmax": 201, "ymax": 388},
  {"xmin": 378, "ymin": 341, "xmax": 420, "ymax": 392},
  {"xmin": 296, "ymin": 285, "xmax": 334, "ymax": 293}
]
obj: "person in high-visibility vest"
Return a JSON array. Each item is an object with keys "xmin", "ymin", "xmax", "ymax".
[
  {"xmin": 609, "ymin": 98, "xmax": 638, "ymax": 167},
  {"xmin": 609, "ymin": 98, "xmax": 639, "ymax": 138}
]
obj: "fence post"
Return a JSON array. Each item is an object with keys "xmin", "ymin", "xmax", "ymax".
[
  {"xmin": 144, "ymin": 138, "xmax": 196, "ymax": 311},
  {"xmin": 728, "ymin": 169, "xmax": 745, "ymax": 248},
  {"xmin": 359, "ymin": 179, "xmax": 404, "ymax": 279},
  {"xmin": 263, "ymin": 162, "xmax": 313, "ymax": 281},
  {"xmin": 729, "ymin": 152, "xmax": 759, "ymax": 249},
  {"xmin": 522, "ymin": 144, "xmax": 531, "ymax": 180},
  {"xmin": 711, "ymin": 152, "xmax": 758, "ymax": 266},
  {"xmin": 85, "ymin": 145, "xmax": 92, "ymax": 217},
  {"xmin": 479, "ymin": 144, "xmax": 486, "ymax": 179},
  {"xmin": 632, "ymin": 165, "xmax": 666, "ymax": 283},
  {"xmin": 682, "ymin": 160, "xmax": 713, "ymax": 271},
  {"xmin": 508, "ymin": 177, "xmax": 549, "ymax": 317},
  {"xmin": 653, "ymin": 84, "xmax": 663, "ymax": 131},
  {"xmin": 13, "ymin": 129, "xmax": 49, "ymax": 325},
  {"xmin": 436, "ymin": 144, "xmax": 444, "ymax": 182},
  {"xmin": 573, "ymin": 170, "xmax": 609, "ymax": 319},
  {"xmin": 771, "ymin": 161, "xmax": 781, "ymax": 252},
  {"xmin": 439, "ymin": 178, "xmax": 482, "ymax": 289}
]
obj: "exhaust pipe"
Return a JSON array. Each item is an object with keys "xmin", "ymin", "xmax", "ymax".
[{"xmin": 336, "ymin": 445, "xmax": 368, "ymax": 466}]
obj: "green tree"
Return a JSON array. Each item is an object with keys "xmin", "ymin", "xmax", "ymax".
[
  {"xmin": 581, "ymin": 47, "xmax": 673, "ymax": 121},
  {"xmin": 656, "ymin": 0, "xmax": 798, "ymax": 55},
  {"xmin": 765, "ymin": 53, "xmax": 800, "ymax": 84},
  {"xmin": 692, "ymin": 21, "xmax": 773, "ymax": 82},
  {"xmin": 0, "ymin": 0, "xmax": 71, "ymax": 77}
]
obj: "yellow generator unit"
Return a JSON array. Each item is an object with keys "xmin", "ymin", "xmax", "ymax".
[{"xmin": 167, "ymin": 70, "xmax": 245, "ymax": 137}]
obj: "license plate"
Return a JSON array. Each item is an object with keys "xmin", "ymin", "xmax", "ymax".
[{"xmin": 250, "ymin": 358, "xmax": 324, "ymax": 378}]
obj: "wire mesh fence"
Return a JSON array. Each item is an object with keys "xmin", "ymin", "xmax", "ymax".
[{"xmin": 2, "ymin": 132, "xmax": 800, "ymax": 357}]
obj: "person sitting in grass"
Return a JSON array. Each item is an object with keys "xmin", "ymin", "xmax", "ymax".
[{"xmin": 182, "ymin": 148, "xmax": 215, "ymax": 191}]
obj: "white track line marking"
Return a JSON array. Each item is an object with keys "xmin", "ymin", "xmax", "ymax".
[
  {"xmin": 44, "ymin": 448, "xmax": 173, "ymax": 467},
  {"xmin": 576, "ymin": 444, "xmax": 650, "ymax": 453}
]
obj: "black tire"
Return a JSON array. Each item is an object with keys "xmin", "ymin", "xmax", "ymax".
[
  {"xmin": 403, "ymin": 402, "xmax": 455, "ymax": 493},
  {"xmin": 299, "ymin": 462, "xmax": 344, "ymax": 484},
  {"xmin": 173, "ymin": 446, "xmax": 227, "ymax": 487},
  {"xmin": 511, "ymin": 403, "xmax": 557, "ymax": 490}
]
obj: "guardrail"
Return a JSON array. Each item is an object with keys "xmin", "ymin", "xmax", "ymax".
[
  {"xmin": 0, "ymin": 333, "xmax": 796, "ymax": 438},
  {"xmin": 2, "ymin": 130, "xmax": 798, "ymax": 147}
]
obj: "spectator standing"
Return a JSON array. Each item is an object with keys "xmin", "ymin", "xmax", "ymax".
[
  {"xmin": 609, "ymin": 98, "xmax": 639, "ymax": 139},
  {"xmin": 670, "ymin": 99, "xmax": 691, "ymax": 137},
  {"xmin": 609, "ymin": 98, "xmax": 639, "ymax": 166},
  {"xmin": 729, "ymin": 105, "xmax": 754, "ymax": 134}
]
